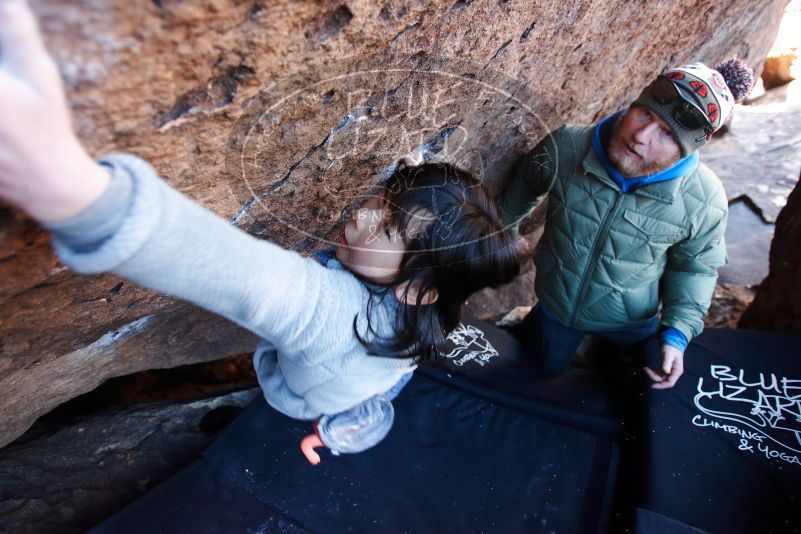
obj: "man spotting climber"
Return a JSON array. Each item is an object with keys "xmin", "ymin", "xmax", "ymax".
[{"xmin": 500, "ymin": 60, "xmax": 754, "ymax": 389}]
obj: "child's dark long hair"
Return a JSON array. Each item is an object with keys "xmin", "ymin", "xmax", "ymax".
[{"xmin": 355, "ymin": 162, "xmax": 522, "ymax": 364}]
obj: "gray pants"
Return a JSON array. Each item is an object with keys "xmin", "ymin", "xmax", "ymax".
[{"xmin": 317, "ymin": 371, "xmax": 413, "ymax": 454}]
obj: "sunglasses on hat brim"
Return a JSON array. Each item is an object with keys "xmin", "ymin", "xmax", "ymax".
[{"xmin": 651, "ymin": 77, "xmax": 714, "ymax": 134}]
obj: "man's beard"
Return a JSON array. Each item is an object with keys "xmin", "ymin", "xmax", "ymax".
[{"xmin": 608, "ymin": 130, "xmax": 679, "ymax": 178}]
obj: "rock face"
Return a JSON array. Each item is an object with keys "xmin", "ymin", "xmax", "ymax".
[
  {"xmin": 0, "ymin": 389, "xmax": 258, "ymax": 533},
  {"xmin": 701, "ymin": 101, "xmax": 801, "ymax": 224},
  {"xmin": 739, "ymin": 173, "xmax": 801, "ymax": 333},
  {"xmin": 0, "ymin": 0, "xmax": 789, "ymax": 447},
  {"xmin": 762, "ymin": 53, "xmax": 796, "ymax": 88},
  {"xmin": 761, "ymin": 0, "xmax": 800, "ymax": 89}
]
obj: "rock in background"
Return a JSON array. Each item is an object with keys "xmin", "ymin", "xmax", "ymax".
[
  {"xmin": 739, "ymin": 172, "xmax": 801, "ymax": 333},
  {"xmin": 0, "ymin": 389, "xmax": 259, "ymax": 533},
  {"xmin": 761, "ymin": 0, "xmax": 800, "ymax": 88},
  {"xmin": 0, "ymin": 0, "xmax": 789, "ymax": 447}
]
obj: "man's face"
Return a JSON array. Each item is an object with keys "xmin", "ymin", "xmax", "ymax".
[{"xmin": 608, "ymin": 106, "xmax": 681, "ymax": 178}]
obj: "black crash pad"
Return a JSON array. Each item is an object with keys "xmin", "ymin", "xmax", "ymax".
[
  {"xmin": 626, "ymin": 328, "xmax": 801, "ymax": 534},
  {"xmin": 428, "ymin": 313, "xmax": 632, "ymax": 438},
  {"xmin": 92, "ymin": 317, "xmax": 623, "ymax": 533}
]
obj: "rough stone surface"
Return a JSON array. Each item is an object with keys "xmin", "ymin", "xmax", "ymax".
[
  {"xmin": 739, "ymin": 173, "xmax": 801, "ymax": 333},
  {"xmin": 706, "ymin": 283, "xmax": 756, "ymax": 329},
  {"xmin": 0, "ymin": 389, "xmax": 259, "ymax": 533},
  {"xmin": 464, "ymin": 202, "xmax": 546, "ymax": 319},
  {"xmin": 717, "ymin": 200, "xmax": 774, "ymax": 286},
  {"xmin": 0, "ymin": 0, "xmax": 788, "ymax": 447},
  {"xmin": 761, "ymin": 0, "xmax": 800, "ymax": 89},
  {"xmin": 762, "ymin": 53, "xmax": 796, "ymax": 88},
  {"xmin": 55, "ymin": 354, "xmax": 257, "ymax": 408},
  {"xmin": 0, "ymin": 303, "xmax": 258, "ymax": 448},
  {"xmin": 701, "ymin": 101, "xmax": 801, "ymax": 223}
]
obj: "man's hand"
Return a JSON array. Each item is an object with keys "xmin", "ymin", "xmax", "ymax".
[
  {"xmin": 0, "ymin": 0, "xmax": 109, "ymax": 223},
  {"xmin": 644, "ymin": 344, "xmax": 685, "ymax": 389}
]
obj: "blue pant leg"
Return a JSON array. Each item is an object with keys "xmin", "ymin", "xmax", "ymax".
[
  {"xmin": 518, "ymin": 305, "xmax": 586, "ymax": 376},
  {"xmin": 383, "ymin": 371, "xmax": 413, "ymax": 401},
  {"xmin": 595, "ymin": 316, "xmax": 659, "ymax": 346}
]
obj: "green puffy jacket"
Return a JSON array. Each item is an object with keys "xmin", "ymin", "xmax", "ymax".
[{"xmin": 499, "ymin": 124, "xmax": 728, "ymax": 343}]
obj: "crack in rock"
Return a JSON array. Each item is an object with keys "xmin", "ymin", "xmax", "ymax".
[
  {"xmin": 307, "ymin": 4, "xmax": 353, "ymax": 45},
  {"xmin": 156, "ymin": 66, "xmax": 255, "ymax": 131}
]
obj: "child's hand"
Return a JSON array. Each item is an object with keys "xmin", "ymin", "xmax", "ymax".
[{"xmin": 0, "ymin": 0, "xmax": 109, "ymax": 223}]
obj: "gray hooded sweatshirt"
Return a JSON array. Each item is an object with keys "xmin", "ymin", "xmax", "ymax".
[{"xmin": 45, "ymin": 154, "xmax": 416, "ymax": 428}]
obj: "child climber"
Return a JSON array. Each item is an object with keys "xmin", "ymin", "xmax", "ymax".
[{"xmin": 0, "ymin": 0, "xmax": 521, "ymax": 463}]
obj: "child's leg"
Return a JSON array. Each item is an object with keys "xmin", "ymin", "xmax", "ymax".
[
  {"xmin": 302, "ymin": 373, "xmax": 410, "ymax": 463},
  {"xmin": 316, "ymin": 395, "xmax": 395, "ymax": 455},
  {"xmin": 516, "ymin": 305, "xmax": 586, "ymax": 376},
  {"xmin": 383, "ymin": 371, "xmax": 413, "ymax": 401}
]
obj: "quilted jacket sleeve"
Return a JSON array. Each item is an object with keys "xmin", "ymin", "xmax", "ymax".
[
  {"xmin": 498, "ymin": 126, "xmax": 564, "ymax": 228},
  {"xmin": 660, "ymin": 175, "xmax": 728, "ymax": 344}
]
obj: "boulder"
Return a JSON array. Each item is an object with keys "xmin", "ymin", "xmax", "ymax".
[
  {"xmin": 739, "ymin": 172, "xmax": 801, "ymax": 333},
  {"xmin": 762, "ymin": 53, "xmax": 795, "ymax": 88},
  {"xmin": 706, "ymin": 283, "xmax": 756, "ymax": 329},
  {"xmin": 0, "ymin": 0, "xmax": 789, "ymax": 447},
  {"xmin": 700, "ymin": 101, "xmax": 801, "ymax": 223},
  {"xmin": 0, "ymin": 389, "xmax": 259, "ymax": 533},
  {"xmin": 760, "ymin": 0, "xmax": 800, "ymax": 89}
]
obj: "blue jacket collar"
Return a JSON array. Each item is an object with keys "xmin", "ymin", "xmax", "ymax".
[{"xmin": 591, "ymin": 111, "xmax": 699, "ymax": 194}]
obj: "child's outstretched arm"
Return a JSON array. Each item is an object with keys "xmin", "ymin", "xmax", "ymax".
[{"xmin": 0, "ymin": 0, "xmax": 331, "ymax": 350}]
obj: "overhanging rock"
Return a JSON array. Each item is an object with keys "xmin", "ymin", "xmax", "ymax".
[{"xmin": 0, "ymin": 0, "xmax": 789, "ymax": 447}]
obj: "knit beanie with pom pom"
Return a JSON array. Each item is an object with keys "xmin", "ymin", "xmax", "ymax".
[{"xmin": 631, "ymin": 59, "xmax": 754, "ymax": 155}]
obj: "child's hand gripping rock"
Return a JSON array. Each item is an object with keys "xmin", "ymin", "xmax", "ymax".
[{"xmin": 0, "ymin": 0, "xmax": 109, "ymax": 223}]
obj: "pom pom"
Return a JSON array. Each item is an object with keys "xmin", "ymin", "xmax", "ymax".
[{"xmin": 715, "ymin": 58, "xmax": 754, "ymax": 102}]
